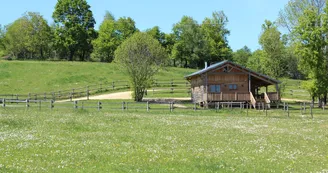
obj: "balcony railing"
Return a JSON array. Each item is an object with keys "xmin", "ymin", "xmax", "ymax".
[{"xmin": 207, "ymin": 92, "xmax": 250, "ymax": 101}]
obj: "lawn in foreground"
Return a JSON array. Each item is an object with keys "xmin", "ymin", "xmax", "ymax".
[{"xmin": 0, "ymin": 109, "xmax": 327, "ymax": 172}]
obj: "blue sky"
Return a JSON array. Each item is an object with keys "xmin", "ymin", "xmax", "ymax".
[{"xmin": 0, "ymin": 0, "xmax": 288, "ymax": 51}]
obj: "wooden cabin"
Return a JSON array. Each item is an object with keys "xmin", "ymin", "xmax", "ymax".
[{"xmin": 185, "ymin": 60, "xmax": 281, "ymax": 108}]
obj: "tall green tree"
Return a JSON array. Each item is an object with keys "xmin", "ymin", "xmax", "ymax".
[
  {"xmin": 233, "ymin": 46, "xmax": 252, "ymax": 67},
  {"xmin": 146, "ymin": 26, "xmax": 165, "ymax": 46},
  {"xmin": 294, "ymin": 7, "xmax": 327, "ymax": 105},
  {"xmin": 259, "ymin": 20, "xmax": 286, "ymax": 78},
  {"xmin": 92, "ymin": 15, "xmax": 137, "ymax": 62},
  {"xmin": 4, "ymin": 12, "xmax": 52, "ymax": 59},
  {"xmin": 201, "ymin": 11, "xmax": 232, "ymax": 63},
  {"xmin": 114, "ymin": 32, "xmax": 167, "ymax": 101},
  {"xmin": 53, "ymin": 0, "xmax": 96, "ymax": 61},
  {"xmin": 172, "ymin": 16, "xmax": 205, "ymax": 68}
]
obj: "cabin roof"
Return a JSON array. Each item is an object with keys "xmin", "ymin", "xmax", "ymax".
[{"xmin": 185, "ymin": 60, "xmax": 280, "ymax": 84}]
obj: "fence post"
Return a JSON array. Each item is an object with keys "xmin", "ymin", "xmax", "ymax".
[
  {"xmin": 70, "ymin": 92, "xmax": 73, "ymax": 102},
  {"xmin": 122, "ymin": 102, "xmax": 125, "ymax": 111},
  {"xmin": 39, "ymin": 100, "xmax": 42, "ymax": 110},
  {"xmin": 50, "ymin": 100, "xmax": 54, "ymax": 109},
  {"xmin": 97, "ymin": 101, "xmax": 102, "ymax": 111},
  {"xmin": 126, "ymin": 102, "xmax": 128, "ymax": 111},
  {"xmin": 147, "ymin": 102, "xmax": 149, "ymax": 112},
  {"xmin": 310, "ymin": 104, "xmax": 313, "ymax": 119},
  {"xmin": 304, "ymin": 102, "xmax": 306, "ymax": 114},
  {"xmin": 26, "ymin": 99, "xmax": 29, "ymax": 108},
  {"xmin": 265, "ymin": 104, "xmax": 268, "ymax": 116},
  {"xmin": 52, "ymin": 92, "xmax": 55, "ymax": 101},
  {"xmin": 100, "ymin": 83, "xmax": 102, "ymax": 92},
  {"xmin": 247, "ymin": 103, "xmax": 249, "ymax": 116},
  {"xmin": 2, "ymin": 98, "xmax": 5, "ymax": 107},
  {"xmin": 74, "ymin": 101, "xmax": 78, "ymax": 109},
  {"xmin": 86, "ymin": 86, "xmax": 89, "ymax": 100},
  {"xmin": 283, "ymin": 102, "xmax": 286, "ymax": 111},
  {"xmin": 72, "ymin": 89, "xmax": 75, "ymax": 99},
  {"xmin": 44, "ymin": 93, "xmax": 47, "ymax": 101},
  {"xmin": 112, "ymin": 82, "xmax": 115, "ymax": 90},
  {"xmin": 287, "ymin": 103, "xmax": 289, "ymax": 117},
  {"xmin": 169, "ymin": 103, "xmax": 172, "ymax": 112}
]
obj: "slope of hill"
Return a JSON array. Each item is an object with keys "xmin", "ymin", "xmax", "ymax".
[{"xmin": 0, "ymin": 60, "xmax": 196, "ymax": 94}]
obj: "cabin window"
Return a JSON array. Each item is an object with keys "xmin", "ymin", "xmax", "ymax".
[
  {"xmin": 228, "ymin": 84, "xmax": 237, "ymax": 90},
  {"xmin": 210, "ymin": 85, "xmax": 221, "ymax": 93}
]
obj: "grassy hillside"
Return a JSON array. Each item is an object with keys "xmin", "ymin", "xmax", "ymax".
[
  {"xmin": 0, "ymin": 60, "xmax": 196, "ymax": 94},
  {"xmin": 0, "ymin": 109, "xmax": 327, "ymax": 172}
]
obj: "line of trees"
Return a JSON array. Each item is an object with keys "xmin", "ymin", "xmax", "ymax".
[{"xmin": 0, "ymin": 0, "xmax": 232, "ymax": 69}]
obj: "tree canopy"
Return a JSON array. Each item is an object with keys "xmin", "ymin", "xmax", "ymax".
[
  {"xmin": 114, "ymin": 32, "xmax": 167, "ymax": 101},
  {"xmin": 52, "ymin": 0, "xmax": 96, "ymax": 61}
]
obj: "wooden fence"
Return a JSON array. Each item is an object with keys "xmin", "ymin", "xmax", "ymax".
[{"xmin": 0, "ymin": 79, "xmax": 192, "ymax": 101}]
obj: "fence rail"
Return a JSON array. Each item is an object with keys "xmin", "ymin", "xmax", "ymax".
[{"xmin": 0, "ymin": 79, "xmax": 192, "ymax": 101}]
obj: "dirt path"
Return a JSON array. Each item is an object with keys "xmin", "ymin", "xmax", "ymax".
[
  {"xmin": 57, "ymin": 91, "xmax": 191, "ymax": 103},
  {"xmin": 56, "ymin": 91, "xmax": 133, "ymax": 102},
  {"xmin": 281, "ymin": 98, "xmax": 311, "ymax": 103}
]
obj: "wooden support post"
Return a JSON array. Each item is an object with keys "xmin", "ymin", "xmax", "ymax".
[
  {"xmin": 147, "ymin": 102, "xmax": 149, "ymax": 112},
  {"xmin": 283, "ymin": 102, "xmax": 286, "ymax": 111},
  {"xmin": 26, "ymin": 99, "xmax": 29, "ymax": 108},
  {"xmin": 172, "ymin": 103, "xmax": 174, "ymax": 111},
  {"xmin": 304, "ymin": 102, "xmax": 306, "ymax": 114},
  {"xmin": 220, "ymin": 92, "xmax": 223, "ymax": 101},
  {"xmin": 247, "ymin": 103, "xmax": 249, "ymax": 116}
]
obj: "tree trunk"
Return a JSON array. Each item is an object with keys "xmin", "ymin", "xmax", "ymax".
[
  {"xmin": 68, "ymin": 50, "xmax": 75, "ymax": 61},
  {"xmin": 40, "ymin": 47, "xmax": 44, "ymax": 60}
]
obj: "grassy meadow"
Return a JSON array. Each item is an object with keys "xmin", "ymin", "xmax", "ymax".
[
  {"xmin": 0, "ymin": 60, "xmax": 195, "ymax": 94},
  {"xmin": 0, "ymin": 108, "xmax": 327, "ymax": 172}
]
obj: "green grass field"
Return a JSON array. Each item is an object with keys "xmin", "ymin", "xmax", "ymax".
[
  {"xmin": 0, "ymin": 108, "xmax": 327, "ymax": 172},
  {"xmin": 0, "ymin": 60, "xmax": 195, "ymax": 94}
]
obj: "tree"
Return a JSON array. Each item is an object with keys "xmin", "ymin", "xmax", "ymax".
[
  {"xmin": 172, "ymin": 16, "xmax": 205, "ymax": 68},
  {"xmin": 114, "ymin": 32, "xmax": 167, "ymax": 101},
  {"xmin": 53, "ymin": 0, "xmax": 96, "ymax": 61},
  {"xmin": 4, "ymin": 12, "xmax": 52, "ymax": 59},
  {"xmin": 201, "ymin": 11, "xmax": 232, "ymax": 63},
  {"xmin": 259, "ymin": 20, "xmax": 286, "ymax": 78},
  {"xmin": 92, "ymin": 15, "xmax": 137, "ymax": 62},
  {"xmin": 233, "ymin": 46, "xmax": 252, "ymax": 67},
  {"xmin": 92, "ymin": 14, "xmax": 118, "ymax": 62},
  {"xmin": 246, "ymin": 49, "xmax": 267, "ymax": 73},
  {"xmin": 146, "ymin": 26, "xmax": 165, "ymax": 46},
  {"xmin": 278, "ymin": 0, "xmax": 325, "ymax": 33},
  {"xmin": 294, "ymin": 7, "xmax": 327, "ymax": 106},
  {"xmin": 0, "ymin": 25, "xmax": 6, "ymax": 56}
]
